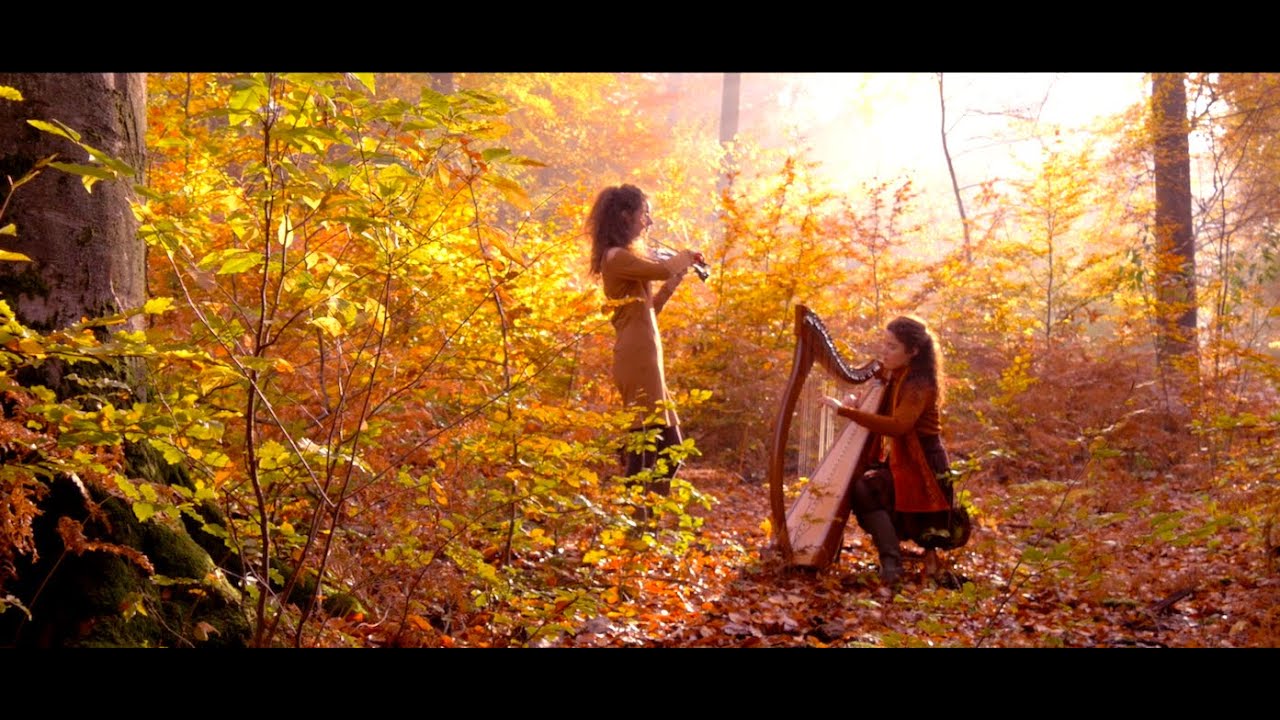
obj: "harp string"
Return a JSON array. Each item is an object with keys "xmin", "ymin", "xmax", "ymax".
[
  {"xmin": 767, "ymin": 304, "xmax": 882, "ymax": 567},
  {"xmin": 795, "ymin": 371, "xmax": 858, "ymax": 483}
]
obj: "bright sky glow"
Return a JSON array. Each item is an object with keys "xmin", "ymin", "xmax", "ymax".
[{"xmin": 751, "ymin": 72, "xmax": 1148, "ymax": 199}]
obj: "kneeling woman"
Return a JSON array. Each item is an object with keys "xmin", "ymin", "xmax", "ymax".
[{"xmin": 824, "ymin": 315, "xmax": 970, "ymax": 586}]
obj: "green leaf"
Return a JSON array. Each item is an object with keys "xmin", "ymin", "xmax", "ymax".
[
  {"xmin": 133, "ymin": 502, "xmax": 156, "ymax": 522},
  {"xmin": 201, "ymin": 522, "xmax": 228, "ymax": 539},
  {"xmin": 80, "ymin": 147, "xmax": 136, "ymax": 178},
  {"xmin": 228, "ymin": 76, "xmax": 268, "ymax": 126},
  {"xmin": 352, "ymin": 73, "xmax": 376, "ymax": 94},
  {"xmin": 115, "ymin": 477, "xmax": 141, "ymax": 500},
  {"xmin": 217, "ymin": 250, "xmax": 264, "ymax": 275},
  {"xmin": 235, "ymin": 354, "xmax": 277, "ymax": 372},
  {"xmin": 202, "ymin": 450, "xmax": 230, "ymax": 469},
  {"xmin": 27, "ymin": 118, "xmax": 80, "ymax": 142},
  {"xmin": 48, "ymin": 161, "xmax": 115, "ymax": 181},
  {"xmin": 147, "ymin": 438, "xmax": 186, "ymax": 465},
  {"xmin": 506, "ymin": 156, "xmax": 547, "ymax": 167}
]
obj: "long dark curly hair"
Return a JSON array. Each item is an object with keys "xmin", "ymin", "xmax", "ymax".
[
  {"xmin": 587, "ymin": 183, "xmax": 647, "ymax": 276},
  {"xmin": 887, "ymin": 315, "xmax": 946, "ymax": 404}
]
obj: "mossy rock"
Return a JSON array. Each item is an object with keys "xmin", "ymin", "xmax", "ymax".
[{"xmin": 0, "ymin": 474, "xmax": 251, "ymax": 648}]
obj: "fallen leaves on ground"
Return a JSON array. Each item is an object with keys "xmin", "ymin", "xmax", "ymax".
[{"xmin": 537, "ymin": 466, "xmax": 1280, "ymax": 648}]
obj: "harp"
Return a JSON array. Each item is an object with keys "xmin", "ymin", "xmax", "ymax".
[{"xmin": 767, "ymin": 304, "xmax": 884, "ymax": 570}]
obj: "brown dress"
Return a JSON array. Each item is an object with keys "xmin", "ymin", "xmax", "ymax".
[{"xmin": 602, "ymin": 245, "xmax": 694, "ymax": 430}]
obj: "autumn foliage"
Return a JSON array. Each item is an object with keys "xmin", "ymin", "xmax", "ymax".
[{"xmin": 1, "ymin": 72, "xmax": 1278, "ymax": 647}]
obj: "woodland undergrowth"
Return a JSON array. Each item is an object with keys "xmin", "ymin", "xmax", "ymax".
[{"xmin": 3, "ymin": 72, "xmax": 1279, "ymax": 648}]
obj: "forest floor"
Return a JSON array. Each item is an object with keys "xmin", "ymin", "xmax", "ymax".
[{"xmin": 541, "ymin": 465, "xmax": 1280, "ymax": 648}]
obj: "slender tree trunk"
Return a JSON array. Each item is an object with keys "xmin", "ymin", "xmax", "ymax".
[
  {"xmin": 937, "ymin": 72, "xmax": 972, "ymax": 263},
  {"xmin": 719, "ymin": 72, "xmax": 741, "ymax": 145},
  {"xmin": 1151, "ymin": 72, "xmax": 1200, "ymax": 420},
  {"xmin": 1152, "ymin": 72, "xmax": 1197, "ymax": 356},
  {"xmin": 717, "ymin": 73, "xmax": 741, "ymax": 195}
]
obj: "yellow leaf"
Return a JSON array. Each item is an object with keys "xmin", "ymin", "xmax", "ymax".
[
  {"xmin": 143, "ymin": 297, "xmax": 175, "ymax": 314},
  {"xmin": 0, "ymin": 86, "xmax": 23, "ymax": 102},
  {"xmin": 277, "ymin": 214, "xmax": 294, "ymax": 248},
  {"xmin": 273, "ymin": 358, "xmax": 295, "ymax": 374},
  {"xmin": 604, "ymin": 586, "xmax": 620, "ymax": 604},
  {"xmin": 310, "ymin": 316, "xmax": 343, "ymax": 337}
]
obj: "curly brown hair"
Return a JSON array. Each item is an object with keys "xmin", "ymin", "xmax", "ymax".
[
  {"xmin": 887, "ymin": 315, "xmax": 946, "ymax": 404},
  {"xmin": 587, "ymin": 183, "xmax": 647, "ymax": 275}
]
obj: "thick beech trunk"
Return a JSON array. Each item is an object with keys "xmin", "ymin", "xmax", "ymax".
[
  {"xmin": 0, "ymin": 73, "xmax": 147, "ymax": 335},
  {"xmin": 0, "ymin": 73, "xmax": 250, "ymax": 647}
]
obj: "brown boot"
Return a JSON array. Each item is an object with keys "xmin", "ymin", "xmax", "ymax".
[{"xmin": 857, "ymin": 510, "xmax": 903, "ymax": 587}]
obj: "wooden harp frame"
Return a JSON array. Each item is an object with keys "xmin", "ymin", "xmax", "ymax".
[{"xmin": 767, "ymin": 304, "xmax": 882, "ymax": 569}]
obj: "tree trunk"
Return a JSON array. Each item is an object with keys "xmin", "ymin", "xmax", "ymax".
[
  {"xmin": 1152, "ymin": 72, "xmax": 1198, "ymax": 359},
  {"xmin": 719, "ymin": 72, "xmax": 741, "ymax": 145},
  {"xmin": 718, "ymin": 72, "xmax": 741, "ymax": 195},
  {"xmin": 1151, "ymin": 72, "xmax": 1200, "ymax": 419},
  {"xmin": 0, "ymin": 73, "xmax": 249, "ymax": 647},
  {"xmin": 0, "ymin": 74, "xmax": 147, "ymax": 336},
  {"xmin": 938, "ymin": 72, "xmax": 972, "ymax": 263}
]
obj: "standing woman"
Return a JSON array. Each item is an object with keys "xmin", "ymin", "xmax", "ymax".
[
  {"xmin": 824, "ymin": 315, "xmax": 971, "ymax": 587},
  {"xmin": 588, "ymin": 184, "xmax": 702, "ymax": 497}
]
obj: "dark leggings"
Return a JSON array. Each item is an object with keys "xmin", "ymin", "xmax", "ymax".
[
  {"xmin": 850, "ymin": 434, "xmax": 963, "ymax": 550},
  {"xmin": 620, "ymin": 424, "xmax": 683, "ymax": 496}
]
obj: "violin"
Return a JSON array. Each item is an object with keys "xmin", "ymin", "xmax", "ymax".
[{"xmin": 650, "ymin": 242, "xmax": 710, "ymax": 282}]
